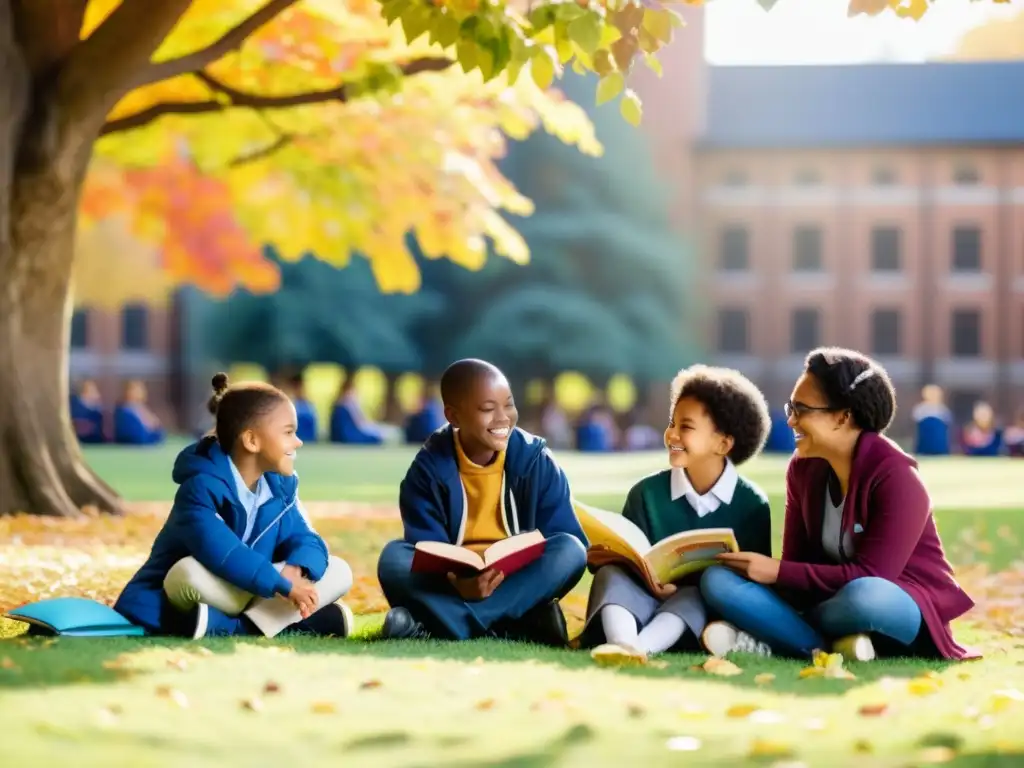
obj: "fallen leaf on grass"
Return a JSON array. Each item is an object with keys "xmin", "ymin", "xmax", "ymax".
[
  {"xmin": 726, "ymin": 703, "xmax": 761, "ymax": 718},
  {"xmin": 155, "ymin": 686, "xmax": 189, "ymax": 709},
  {"xmin": 908, "ymin": 676, "xmax": 942, "ymax": 696},
  {"xmin": 475, "ymin": 698, "xmax": 496, "ymax": 711},
  {"xmin": 241, "ymin": 697, "xmax": 263, "ymax": 712},
  {"xmin": 753, "ymin": 673, "xmax": 775, "ymax": 685},
  {"xmin": 359, "ymin": 679, "xmax": 382, "ymax": 690},
  {"xmin": 800, "ymin": 650, "xmax": 856, "ymax": 680},
  {"xmin": 701, "ymin": 657, "xmax": 743, "ymax": 676},
  {"xmin": 95, "ymin": 707, "xmax": 120, "ymax": 728},
  {"xmin": 665, "ymin": 736, "xmax": 701, "ymax": 752},
  {"xmin": 858, "ymin": 703, "xmax": 889, "ymax": 717},
  {"xmin": 1, "ymin": 657, "xmax": 19, "ymax": 671},
  {"xmin": 748, "ymin": 738, "xmax": 795, "ymax": 758},
  {"xmin": 987, "ymin": 688, "xmax": 1024, "ymax": 712}
]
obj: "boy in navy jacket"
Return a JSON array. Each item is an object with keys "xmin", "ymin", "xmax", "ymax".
[{"xmin": 378, "ymin": 359, "xmax": 588, "ymax": 646}]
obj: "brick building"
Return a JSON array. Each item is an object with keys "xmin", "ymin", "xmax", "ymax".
[{"xmin": 636, "ymin": 9, "xmax": 1024, "ymax": 430}]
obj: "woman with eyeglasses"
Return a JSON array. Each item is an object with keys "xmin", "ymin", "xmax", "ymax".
[{"xmin": 697, "ymin": 347, "xmax": 978, "ymax": 663}]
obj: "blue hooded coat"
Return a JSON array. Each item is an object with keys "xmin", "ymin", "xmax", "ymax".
[{"xmin": 114, "ymin": 437, "xmax": 328, "ymax": 633}]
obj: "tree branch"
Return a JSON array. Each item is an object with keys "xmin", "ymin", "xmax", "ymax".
[
  {"xmin": 228, "ymin": 134, "xmax": 294, "ymax": 168},
  {"xmin": 135, "ymin": 0, "xmax": 301, "ymax": 88},
  {"xmin": 100, "ymin": 57, "xmax": 454, "ymax": 137},
  {"xmin": 52, "ymin": 0, "xmax": 194, "ymax": 163},
  {"xmin": 11, "ymin": 0, "xmax": 89, "ymax": 77}
]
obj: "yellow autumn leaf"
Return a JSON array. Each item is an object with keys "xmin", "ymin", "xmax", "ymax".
[
  {"xmin": 701, "ymin": 657, "xmax": 743, "ymax": 676},
  {"xmin": 726, "ymin": 703, "xmax": 761, "ymax": 718}
]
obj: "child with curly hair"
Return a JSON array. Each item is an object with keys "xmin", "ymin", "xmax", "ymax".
[{"xmin": 585, "ymin": 365, "xmax": 773, "ymax": 665}]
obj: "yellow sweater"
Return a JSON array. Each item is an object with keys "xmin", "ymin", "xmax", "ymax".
[{"xmin": 454, "ymin": 432, "xmax": 507, "ymax": 555}]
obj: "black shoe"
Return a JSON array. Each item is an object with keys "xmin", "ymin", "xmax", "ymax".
[
  {"xmin": 381, "ymin": 607, "xmax": 430, "ymax": 640},
  {"xmin": 288, "ymin": 602, "xmax": 354, "ymax": 637},
  {"xmin": 496, "ymin": 600, "xmax": 569, "ymax": 647}
]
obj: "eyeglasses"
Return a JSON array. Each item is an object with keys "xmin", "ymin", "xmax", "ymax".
[{"xmin": 784, "ymin": 401, "xmax": 836, "ymax": 419}]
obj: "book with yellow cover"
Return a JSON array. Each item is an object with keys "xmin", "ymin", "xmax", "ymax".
[{"xmin": 575, "ymin": 502, "xmax": 738, "ymax": 593}]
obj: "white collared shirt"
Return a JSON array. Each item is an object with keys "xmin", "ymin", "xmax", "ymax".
[
  {"xmin": 228, "ymin": 458, "xmax": 274, "ymax": 544},
  {"xmin": 670, "ymin": 460, "xmax": 738, "ymax": 518}
]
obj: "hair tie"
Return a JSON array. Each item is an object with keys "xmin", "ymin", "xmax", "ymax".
[{"xmin": 848, "ymin": 369, "xmax": 875, "ymax": 392}]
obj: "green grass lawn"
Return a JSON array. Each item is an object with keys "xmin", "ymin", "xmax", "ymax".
[{"xmin": 2, "ymin": 445, "xmax": 1023, "ymax": 766}]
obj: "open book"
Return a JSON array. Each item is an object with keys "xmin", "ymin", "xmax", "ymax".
[
  {"xmin": 411, "ymin": 530, "xmax": 546, "ymax": 577},
  {"xmin": 575, "ymin": 503, "xmax": 738, "ymax": 593}
]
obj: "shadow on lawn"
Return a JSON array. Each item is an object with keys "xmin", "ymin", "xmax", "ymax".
[
  {"xmin": 0, "ymin": 627, "xmax": 963, "ymax": 696},
  {"xmin": 280, "ymin": 633, "xmax": 958, "ymax": 697}
]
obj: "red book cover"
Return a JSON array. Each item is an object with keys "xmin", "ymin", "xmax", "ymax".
[{"xmin": 411, "ymin": 533, "xmax": 546, "ymax": 577}]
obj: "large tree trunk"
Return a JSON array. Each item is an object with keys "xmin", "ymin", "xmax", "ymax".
[{"xmin": 0, "ymin": 3, "xmax": 121, "ymax": 517}]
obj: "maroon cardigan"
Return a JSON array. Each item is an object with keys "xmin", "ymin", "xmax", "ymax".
[{"xmin": 776, "ymin": 431, "xmax": 978, "ymax": 660}]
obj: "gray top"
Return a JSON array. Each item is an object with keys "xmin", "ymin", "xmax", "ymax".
[{"xmin": 822, "ymin": 492, "xmax": 846, "ymax": 564}]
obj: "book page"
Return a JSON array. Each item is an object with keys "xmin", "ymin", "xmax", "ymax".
[
  {"xmin": 645, "ymin": 528, "xmax": 739, "ymax": 585},
  {"xmin": 574, "ymin": 502, "xmax": 652, "ymax": 559},
  {"xmin": 483, "ymin": 530, "xmax": 545, "ymax": 567},
  {"xmin": 415, "ymin": 541, "xmax": 486, "ymax": 570}
]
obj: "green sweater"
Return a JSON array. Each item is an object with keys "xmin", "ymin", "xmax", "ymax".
[{"xmin": 622, "ymin": 469, "xmax": 773, "ymax": 557}]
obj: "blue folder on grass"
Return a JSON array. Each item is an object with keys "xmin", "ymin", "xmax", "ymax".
[{"xmin": 4, "ymin": 597, "xmax": 146, "ymax": 637}]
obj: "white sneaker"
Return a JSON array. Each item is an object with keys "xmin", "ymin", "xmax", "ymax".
[
  {"xmin": 701, "ymin": 621, "xmax": 772, "ymax": 658},
  {"xmin": 192, "ymin": 603, "xmax": 209, "ymax": 640},
  {"xmin": 590, "ymin": 643, "xmax": 648, "ymax": 667},
  {"xmin": 833, "ymin": 633, "xmax": 875, "ymax": 662},
  {"xmin": 338, "ymin": 602, "xmax": 355, "ymax": 638}
]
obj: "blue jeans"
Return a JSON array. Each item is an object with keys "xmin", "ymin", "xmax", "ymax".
[
  {"xmin": 377, "ymin": 532, "xmax": 587, "ymax": 640},
  {"xmin": 700, "ymin": 566, "xmax": 923, "ymax": 658}
]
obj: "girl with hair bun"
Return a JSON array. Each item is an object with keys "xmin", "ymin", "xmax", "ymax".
[
  {"xmin": 700, "ymin": 348, "xmax": 978, "ymax": 663},
  {"xmin": 114, "ymin": 374, "xmax": 355, "ymax": 639}
]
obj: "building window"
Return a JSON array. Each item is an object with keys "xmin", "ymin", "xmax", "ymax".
[
  {"xmin": 794, "ymin": 168, "xmax": 821, "ymax": 186},
  {"xmin": 871, "ymin": 166, "xmax": 896, "ymax": 186},
  {"xmin": 952, "ymin": 226, "xmax": 981, "ymax": 272},
  {"xmin": 950, "ymin": 309, "xmax": 981, "ymax": 357},
  {"xmin": 70, "ymin": 309, "xmax": 89, "ymax": 350},
  {"xmin": 871, "ymin": 226, "xmax": 901, "ymax": 272},
  {"xmin": 717, "ymin": 309, "xmax": 750, "ymax": 354},
  {"xmin": 871, "ymin": 309, "xmax": 901, "ymax": 356},
  {"xmin": 723, "ymin": 169, "xmax": 747, "ymax": 186},
  {"xmin": 791, "ymin": 308, "xmax": 820, "ymax": 353},
  {"xmin": 718, "ymin": 226, "xmax": 749, "ymax": 272},
  {"xmin": 792, "ymin": 226, "xmax": 823, "ymax": 271},
  {"xmin": 121, "ymin": 304, "xmax": 150, "ymax": 351},
  {"xmin": 953, "ymin": 163, "xmax": 979, "ymax": 185}
]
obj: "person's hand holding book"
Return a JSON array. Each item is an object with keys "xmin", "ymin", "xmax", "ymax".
[
  {"xmin": 715, "ymin": 552, "xmax": 781, "ymax": 585},
  {"xmin": 447, "ymin": 569, "xmax": 504, "ymax": 601}
]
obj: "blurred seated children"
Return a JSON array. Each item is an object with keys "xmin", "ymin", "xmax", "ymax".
[
  {"xmin": 329, "ymin": 379, "xmax": 384, "ymax": 445},
  {"xmin": 71, "ymin": 379, "xmax": 106, "ymax": 444},
  {"xmin": 962, "ymin": 401, "xmax": 1001, "ymax": 457},
  {"xmin": 114, "ymin": 380, "xmax": 165, "ymax": 445},
  {"xmin": 404, "ymin": 385, "xmax": 445, "ymax": 444},
  {"xmin": 1004, "ymin": 410, "xmax": 1024, "ymax": 458},
  {"xmin": 912, "ymin": 384, "xmax": 952, "ymax": 457},
  {"xmin": 288, "ymin": 373, "xmax": 319, "ymax": 444}
]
